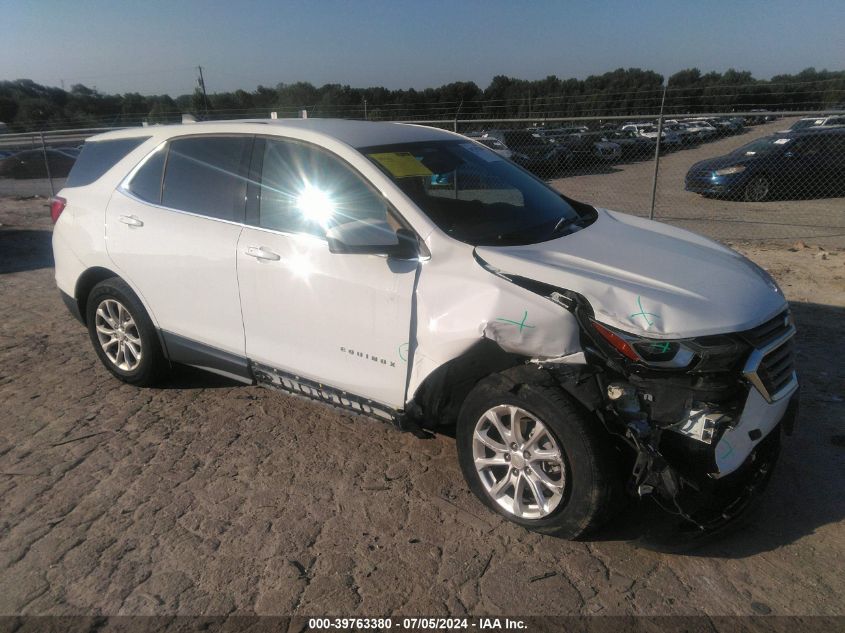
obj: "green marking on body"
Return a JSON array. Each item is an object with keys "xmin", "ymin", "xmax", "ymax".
[
  {"xmin": 496, "ymin": 310, "xmax": 535, "ymax": 332},
  {"xmin": 629, "ymin": 296, "xmax": 660, "ymax": 327}
]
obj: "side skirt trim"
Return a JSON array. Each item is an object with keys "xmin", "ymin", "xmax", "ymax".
[
  {"xmin": 160, "ymin": 330, "xmax": 254, "ymax": 384},
  {"xmin": 252, "ymin": 361, "xmax": 399, "ymax": 422}
]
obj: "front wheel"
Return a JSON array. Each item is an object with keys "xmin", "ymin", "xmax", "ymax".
[
  {"xmin": 456, "ymin": 374, "xmax": 620, "ymax": 539},
  {"xmin": 743, "ymin": 175, "xmax": 771, "ymax": 202}
]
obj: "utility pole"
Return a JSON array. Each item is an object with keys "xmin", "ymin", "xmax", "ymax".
[
  {"xmin": 197, "ymin": 66, "xmax": 209, "ymax": 115},
  {"xmin": 454, "ymin": 99, "xmax": 463, "ymax": 132},
  {"xmin": 649, "ymin": 82, "xmax": 668, "ymax": 220},
  {"xmin": 363, "ymin": 98, "xmax": 367, "ymax": 120}
]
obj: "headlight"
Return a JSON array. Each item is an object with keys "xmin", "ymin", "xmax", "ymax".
[
  {"xmin": 591, "ymin": 321, "xmax": 696, "ymax": 368},
  {"xmin": 714, "ymin": 165, "xmax": 746, "ymax": 176}
]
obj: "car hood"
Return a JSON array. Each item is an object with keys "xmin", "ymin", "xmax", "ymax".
[
  {"xmin": 474, "ymin": 209, "xmax": 786, "ymax": 338},
  {"xmin": 689, "ymin": 153, "xmax": 760, "ymax": 172}
]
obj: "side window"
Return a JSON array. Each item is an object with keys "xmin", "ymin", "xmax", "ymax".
[
  {"xmin": 126, "ymin": 144, "xmax": 166, "ymax": 204},
  {"xmin": 258, "ymin": 139, "xmax": 390, "ymax": 237},
  {"xmin": 162, "ymin": 136, "xmax": 252, "ymax": 221},
  {"xmin": 66, "ymin": 137, "xmax": 149, "ymax": 188}
]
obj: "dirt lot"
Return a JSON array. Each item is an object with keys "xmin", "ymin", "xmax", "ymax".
[{"xmin": 0, "ymin": 197, "xmax": 843, "ymax": 617}]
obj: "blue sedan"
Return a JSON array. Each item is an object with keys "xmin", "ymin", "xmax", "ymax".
[{"xmin": 685, "ymin": 128, "xmax": 845, "ymax": 201}]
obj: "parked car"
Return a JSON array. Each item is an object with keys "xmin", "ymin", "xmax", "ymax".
[
  {"xmin": 746, "ymin": 110, "xmax": 777, "ymax": 125},
  {"xmin": 682, "ymin": 120, "xmax": 719, "ymax": 141},
  {"xmin": 562, "ymin": 131, "xmax": 622, "ymax": 164},
  {"xmin": 663, "ymin": 122, "xmax": 698, "ymax": 145},
  {"xmin": 535, "ymin": 126, "xmax": 588, "ymax": 137},
  {"xmin": 0, "ymin": 148, "xmax": 77, "ymax": 178},
  {"xmin": 482, "ymin": 129, "xmax": 565, "ymax": 174},
  {"xmin": 52, "ymin": 119, "xmax": 798, "ymax": 539},
  {"xmin": 703, "ymin": 118, "xmax": 739, "ymax": 137},
  {"xmin": 603, "ymin": 129, "xmax": 656, "ymax": 157},
  {"xmin": 620, "ymin": 123, "xmax": 682, "ymax": 149},
  {"xmin": 780, "ymin": 115, "xmax": 845, "ymax": 133},
  {"xmin": 469, "ymin": 136, "xmax": 513, "ymax": 159},
  {"xmin": 713, "ymin": 116, "xmax": 746, "ymax": 135},
  {"xmin": 685, "ymin": 127, "xmax": 845, "ymax": 201}
]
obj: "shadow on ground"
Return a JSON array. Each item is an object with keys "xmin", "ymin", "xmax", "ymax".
[{"xmin": 0, "ymin": 229, "xmax": 53, "ymax": 274}]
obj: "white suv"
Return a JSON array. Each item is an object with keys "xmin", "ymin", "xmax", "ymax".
[{"xmin": 52, "ymin": 119, "xmax": 798, "ymax": 538}]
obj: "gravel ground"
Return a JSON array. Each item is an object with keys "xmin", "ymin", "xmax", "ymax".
[{"xmin": 0, "ymin": 198, "xmax": 843, "ymax": 617}]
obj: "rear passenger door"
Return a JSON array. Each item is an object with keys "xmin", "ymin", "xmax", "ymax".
[{"xmin": 107, "ymin": 136, "xmax": 253, "ymax": 376}]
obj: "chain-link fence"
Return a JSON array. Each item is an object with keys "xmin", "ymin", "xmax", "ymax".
[{"xmin": 2, "ymin": 110, "xmax": 843, "ymax": 247}]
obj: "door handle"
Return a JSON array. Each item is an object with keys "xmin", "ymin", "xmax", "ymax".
[
  {"xmin": 119, "ymin": 215, "xmax": 144, "ymax": 227},
  {"xmin": 245, "ymin": 246, "xmax": 281, "ymax": 261}
]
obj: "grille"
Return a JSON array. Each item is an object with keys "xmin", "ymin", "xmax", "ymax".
[
  {"xmin": 740, "ymin": 309, "xmax": 797, "ymax": 401},
  {"xmin": 740, "ymin": 310, "xmax": 791, "ymax": 347},
  {"xmin": 757, "ymin": 337, "xmax": 796, "ymax": 397}
]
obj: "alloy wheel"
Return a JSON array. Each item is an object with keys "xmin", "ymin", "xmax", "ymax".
[
  {"xmin": 472, "ymin": 404, "xmax": 566, "ymax": 519},
  {"xmin": 94, "ymin": 299, "xmax": 142, "ymax": 371},
  {"xmin": 744, "ymin": 176, "xmax": 770, "ymax": 202}
]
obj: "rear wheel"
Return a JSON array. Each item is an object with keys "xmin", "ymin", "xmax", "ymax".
[
  {"xmin": 85, "ymin": 278, "xmax": 167, "ymax": 386},
  {"xmin": 456, "ymin": 374, "xmax": 620, "ymax": 539}
]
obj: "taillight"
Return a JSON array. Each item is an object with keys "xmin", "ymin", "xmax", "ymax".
[
  {"xmin": 591, "ymin": 321, "xmax": 639, "ymax": 361},
  {"xmin": 50, "ymin": 196, "xmax": 67, "ymax": 223}
]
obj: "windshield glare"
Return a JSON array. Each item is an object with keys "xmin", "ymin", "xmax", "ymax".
[{"xmin": 361, "ymin": 140, "xmax": 586, "ymax": 246}]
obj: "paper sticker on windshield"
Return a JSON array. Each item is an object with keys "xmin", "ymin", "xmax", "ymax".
[
  {"xmin": 368, "ymin": 152, "xmax": 432, "ymax": 178},
  {"xmin": 773, "ymin": 138, "xmax": 791, "ymax": 144},
  {"xmin": 460, "ymin": 142, "xmax": 502, "ymax": 162}
]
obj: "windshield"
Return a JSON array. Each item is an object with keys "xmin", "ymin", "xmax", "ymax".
[
  {"xmin": 790, "ymin": 119, "xmax": 821, "ymax": 130},
  {"xmin": 361, "ymin": 140, "xmax": 589, "ymax": 246},
  {"xmin": 732, "ymin": 136, "xmax": 792, "ymax": 156}
]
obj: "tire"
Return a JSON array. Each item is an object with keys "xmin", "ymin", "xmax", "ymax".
[
  {"xmin": 456, "ymin": 372, "xmax": 620, "ymax": 539},
  {"xmin": 85, "ymin": 277, "xmax": 168, "ymax": 386},
  {"xmin": 743, "ymin": 175, "xmax": 771, "ymax": 202}
]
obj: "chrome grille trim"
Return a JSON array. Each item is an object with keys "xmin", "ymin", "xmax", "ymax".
[{"xmin": 742, "ymin": 324, "xmax": 798, "ymax": 402}]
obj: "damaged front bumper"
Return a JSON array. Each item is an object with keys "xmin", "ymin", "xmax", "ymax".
[
  {"xmin": 711, "ymin": 380, "xmax": 798, "ymax": 478},
  {"xmin": 588, "ymin": 311, "xmax": 800, "ymax": 533},
  {"xmin": 622, "ymin": 379, "xmax": 798, "ymax": 533}
]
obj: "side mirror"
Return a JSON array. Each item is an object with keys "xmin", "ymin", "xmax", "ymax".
[{"xmin": 327, "ymin": 219, "xmax": 419, "ymax": 260}]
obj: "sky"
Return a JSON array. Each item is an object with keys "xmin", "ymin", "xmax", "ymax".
[{"xmin": 1, "ymin": 0, "xmax": 843, "ymax": 96}]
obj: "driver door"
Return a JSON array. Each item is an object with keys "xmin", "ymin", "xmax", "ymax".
[{"xmin": 236, "ymin": 137, "xmax": 418, "ymax": 409}]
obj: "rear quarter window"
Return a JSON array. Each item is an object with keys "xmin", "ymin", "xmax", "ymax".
[
  {"xmin": 65, "ymin": 137, "xmax": 149, "ymax": 187},
  {"xmin": 126, "ymin": 144, "xmax": 167, "ymax": 204}
]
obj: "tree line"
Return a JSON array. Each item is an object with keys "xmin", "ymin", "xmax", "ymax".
[{"xmin": 0, "ymin": 67, "xmax": 842, "ymax": 133}]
